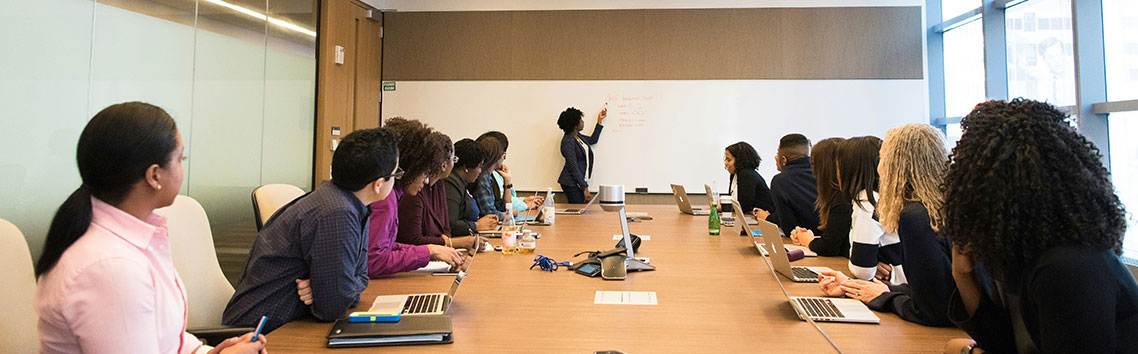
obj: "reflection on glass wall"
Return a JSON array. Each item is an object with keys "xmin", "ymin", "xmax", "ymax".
[
  {"xmin": 0, "ymin": 0, "xmax": 316, "ymax": 262},
  {"xmin": 1005, "ymin": 0, "xmax": 1076, "ymax": 107},
  {"xmin": 943, "ymin": 20, "xmax": 986, "ymax": 118},
  {"xmin": 1102, "ymin": 0, "xmax": 1138, "ymax": 101}
]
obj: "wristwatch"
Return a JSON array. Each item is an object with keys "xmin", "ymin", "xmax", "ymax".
[{"xmin": 503, "ymin": 184, "xmax": 513, "ymax": 189}]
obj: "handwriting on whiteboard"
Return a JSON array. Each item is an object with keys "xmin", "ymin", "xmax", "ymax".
[{"xmin": 606, "ymin": 93, "xmax": 655, "ymax": 134}]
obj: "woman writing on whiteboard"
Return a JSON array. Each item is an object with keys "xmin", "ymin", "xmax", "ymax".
[{"xmin": 556, "ymin": 106, "xmax": 606, "ymax": 203}]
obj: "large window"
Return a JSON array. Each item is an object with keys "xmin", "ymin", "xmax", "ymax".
[
  {"xmin": 943, "ymin": 0, "xmax": 980, "ymax": 21},
  {"xmin": 1005, "ymin": 0, "xmax": 1076, "ymax": 107},
  {"xmin": 1109, "ymin": 112, "xmax": 1138, "ymax": 259},
  {"xmin": 1102, "ymin": 0, "xmax": 1138, "ymax": 101},
  {"xmin": 943, "ymin": 20, "xmax": 986, "ymax": 118}
]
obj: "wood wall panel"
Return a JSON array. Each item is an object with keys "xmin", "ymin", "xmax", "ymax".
[{"xmin": 382, "ymin": 7, "xmax": 923, "ymax": 81}]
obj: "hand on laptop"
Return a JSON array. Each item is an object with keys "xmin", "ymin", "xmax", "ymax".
[
  {"xmin": 475, "ymin": 214, "xmax": 499, "ymax": 231},
  {"xmin": 296, "ymin": 278, "xmax": 313, "ymax": 305},
  {"xmin": 428, "ymin": 244, "xmax": 464, "ymax": 267},
  {"xmin": 840, "ymin": 278, "xmax": 888, "ymax": 303},
  {"xmin": 525, "ymin": 195, "xmax": 544, "ymax": 209},
  {"xmin": 818, "ymin": 271, "xmax": 850, "ymax": 297}
]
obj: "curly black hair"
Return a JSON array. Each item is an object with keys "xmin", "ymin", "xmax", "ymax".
[
  {"xmin": 557, "ymin": 107, "xmax": 584, "ymax": 133},
  {"xmin": 453, "ymin": 138, "xmax": 484, "ymax": 169},
  {"xmin": 383, "ymin": 117, "xmax": 450, "ymax": 189},
  {"xmin": 726, "ymin": 141, "xmax": 761, "ymax": 171},
  {"xmin": 941, "ymin": 99, "xmax": 1126, "ymax": 279}
]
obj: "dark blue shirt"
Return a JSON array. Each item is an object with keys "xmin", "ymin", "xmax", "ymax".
[
  {"xmin": 558, "ymin": 124, "xmax": 603, "ymax": 189},
  {"xmin": 770, "ymin": 157, "xmax": 821, "ymax": 235},
  {"xmin": 471, "ymin": 172, "xmax": 504, "ymax": 219},
  {"xmin": 222, "ymin": 180, "xmax": 371, "ymax": 333}
]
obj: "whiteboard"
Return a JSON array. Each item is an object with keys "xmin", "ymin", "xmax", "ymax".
[{"xmin": 381, "ymin": 80, "xmax": 927, "ymax": 193}]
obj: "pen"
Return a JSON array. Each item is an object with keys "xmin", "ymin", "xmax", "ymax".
[{"xmin": 251, "ymin": 315, "xmax": 268, "ymax": 342}]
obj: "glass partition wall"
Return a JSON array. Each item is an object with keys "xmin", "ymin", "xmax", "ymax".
[{"xmin": 0, "ymin": 0, "xmax": 317, "ymax": 283}]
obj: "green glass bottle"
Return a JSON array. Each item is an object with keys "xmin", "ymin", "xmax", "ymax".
[{"xmin": 708, "ymin": 204, "xmax": 721, "ymax": 236}]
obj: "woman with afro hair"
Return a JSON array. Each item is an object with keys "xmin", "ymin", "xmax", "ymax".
[{"xmin": 944, "ymin": 99, "xmax": 1138, "ymax": 353}]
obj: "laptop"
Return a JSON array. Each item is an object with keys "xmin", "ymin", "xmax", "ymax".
[
  {"xmin": 366, "ymin": 250, "xmax": 476, "ymax": 316},
  {"xmin": 748, "ymin": 218, "xmax": 835, "ymax": 283},
  {"xmin": 555, "ymin": 192, "xmax": 599, "ymax": 214},
  {"xmin": 670, "ymin": 184, "xmax": 710, "ymax": 215},
  {"xmin": 746, "ymin": 220, "xmax": 881, "ymax": 324}
]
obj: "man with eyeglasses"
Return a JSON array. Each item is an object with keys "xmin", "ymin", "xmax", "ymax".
[{"xmin": 222, "ymin": 128, "xmax": 402, "ymax": 333}]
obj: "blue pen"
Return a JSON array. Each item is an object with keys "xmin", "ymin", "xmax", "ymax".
[{"xmin": 251, "ymin": 315, "xmax": 268, "ymax": 342}]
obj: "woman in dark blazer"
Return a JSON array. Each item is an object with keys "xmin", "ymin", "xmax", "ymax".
[
  {"xmin": 724, "ymin": 141, "xmax": 776, "ymax": 223},
  {"xmin": 556, "ymin": 106, "xmax": 606, "ymax": 203}
]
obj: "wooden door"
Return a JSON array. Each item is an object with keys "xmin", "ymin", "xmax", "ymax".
[{"xmin": 314, "ymin": 0, "xmax": 382, "ymax": 184}]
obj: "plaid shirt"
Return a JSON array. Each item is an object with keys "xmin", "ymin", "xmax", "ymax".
[
  {"xmin": 471, "ymin": 172, "xmax": 505, "ymax": 219},
  {"xmin": 222, "ymin": 181, "xmax": 371, "ymax": 333}
]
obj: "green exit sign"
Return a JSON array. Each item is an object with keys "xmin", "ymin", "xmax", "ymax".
[{"xmin": 382, "ymin": 81, "xmax": 396, "ymax": 91}]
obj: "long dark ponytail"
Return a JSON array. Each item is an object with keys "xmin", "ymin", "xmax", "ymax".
[{"xmin": 36, "ymin": 102, "xmax": 179, "ymax": 277}]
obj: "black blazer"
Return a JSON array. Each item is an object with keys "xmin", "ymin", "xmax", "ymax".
[
  {"xmin": 557, "ymin": 124, "xmax": 603, "ymax": 188},
  {"xmin": 730, "ymin": 169, "xmax": 776, "ymax": 220}
]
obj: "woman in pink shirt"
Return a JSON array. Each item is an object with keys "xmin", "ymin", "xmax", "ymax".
[{"xmin": 34, "ymin": 102, "xmax": 266, "ymax": 354}]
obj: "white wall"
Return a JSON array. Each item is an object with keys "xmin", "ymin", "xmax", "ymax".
[{"xmin": 375, "ymin": 1, "xmax": 931, "ymax": 193}]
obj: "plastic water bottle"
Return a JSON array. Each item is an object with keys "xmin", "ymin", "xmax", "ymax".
[
  {"xmin": 708, "ymin": 204, "xmax": 721, "ymax": 236},
  {"xmin": 518, "ymin": 229, "xmax": 537, "ymax": 254},
  {"xmin": 541, "ymin": 187, "xmax": 556, "ymax": 225},
  {"xmin": 501, "ymin": 212, "xmax": 518, "ymax": 254}
]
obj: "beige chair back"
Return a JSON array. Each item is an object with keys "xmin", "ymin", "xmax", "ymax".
[
  {"xmin": 252, "ymin": 184, "xmax": 306, "ymax": 230},
  {"xmin": 155, "ymin": 195, "xmax": 233, "ymax": 328},
  {"xmin": 0, "ymin": 218, "xmax": 39, "ymax": 353}
]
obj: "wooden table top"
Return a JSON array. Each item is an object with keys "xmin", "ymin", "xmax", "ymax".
[{"xmin": 265, "ymin": 205, "xmax": 966, "ymax": 353}]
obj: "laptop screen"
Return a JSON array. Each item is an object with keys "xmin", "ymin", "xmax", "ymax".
[{"xmin": 447, "ymin": 249, "xmax": 477, "ymax": 299}]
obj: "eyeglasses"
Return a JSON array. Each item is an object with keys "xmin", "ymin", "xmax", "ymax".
[{"xmin": 379, "ymin": 166, "xmax": 405, "ymax": 180}]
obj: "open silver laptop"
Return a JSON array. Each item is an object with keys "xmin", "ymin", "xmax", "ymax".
[
  {"xmin": 750, "ymin": 218, "xmax": 834, "ymax": 283},
  {"xmin": 556, "ymin": 192, "xmax": 599, "ymax": 214},
  {"xmin": 747, "ymin": 220, "xmax": 880, "ymax": 324},
  {"xmin": 670, "ymin": 184, "xmax": 710, "ymax": 215},
  {"xmin": 366, "ymin": 250, "xmax": 476, "ymax": 316}
]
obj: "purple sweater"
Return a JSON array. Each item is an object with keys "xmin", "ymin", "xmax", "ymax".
[
  {"xmin": 397, "ymin": 181, "xmax": 452, "ymax": 246},
  {"xmin": 367, "ymin": 189, "xmax": 430, "ymax": 277}
]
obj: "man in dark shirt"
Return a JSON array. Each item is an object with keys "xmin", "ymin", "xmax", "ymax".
[
  {"xmin": 222, "ymin": 128, "xmax": 401, "ymax": 333},
  {"xmin": 769, "ymin": 134, "xmax": 821, "ymax": 235}
]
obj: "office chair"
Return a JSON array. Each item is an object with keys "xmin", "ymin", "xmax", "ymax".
[
  {"xmin": 155, "ymin": 195, "xmax": 251, "ymax": 345},
  {"xmin": 251, "ymin": 184, "xmax": 305, "ymax": 231},
  {"xmin": 0, "ymin": 218, "xmax": 39, "ymax": 353}
]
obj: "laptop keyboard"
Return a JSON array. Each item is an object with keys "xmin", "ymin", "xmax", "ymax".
[
  {"xmin": 402, "ymin": 294, "xmax": 443, "ymax": 314},
  {"xmin": 792, "ymin": 267, "xmax": 820, "ymax": 282},
  {"xmin": 797, "ymin": 298, "xmax": 845, "ymax": 319}
]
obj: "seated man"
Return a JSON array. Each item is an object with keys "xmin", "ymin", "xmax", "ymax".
[
  {"xmin": 766, "ymin": 133, "xmax": 821, "ymax": 235},
  {"xmin": 222, "ymin": 128, "xmax": 399, "ymax": 333}
]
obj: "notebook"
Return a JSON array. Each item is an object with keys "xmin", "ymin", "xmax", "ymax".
[{"xmin": 326, "ymin": 315, "xmax": 453, "ymax": 348}]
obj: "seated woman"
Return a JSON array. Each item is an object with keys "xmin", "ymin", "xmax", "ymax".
[
  {"xmin": 479, "ymin": 131, "xmax": 544, "ymax": 216},
  {"xmin": 367, "ymin": 118, "xmax": 464, "ymax": 278},
  {"xmin": 820, "ymin": 124, "xmax": 954, "ymax": 327},
  {"xmin": 943, "ymin": 99, "xmax": 1138, "ymax": 352},
  {"xmin": 446, "ymin": 139, "xmax": 499, "ymax": 236},
  {"xmin": 471, "ymin": 135, "xmax": 510, "ymax": 219},
  {"xmin": 397, "ymin": 131, "xmax": 483, "ymax": 250},
  {"xmin": 35, "ymin": 102, "xmax": 265, "ymax": 354},
  {"xmin": 789, "ymin": 137, "xmax": 852, "ymax": 257},
  {"xmin": 724, "ymin": 141, "xmax": 776, "ymax": 223}
]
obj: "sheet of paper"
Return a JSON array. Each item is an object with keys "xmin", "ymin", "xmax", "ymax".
[
  {"xmin": 613, "ymin": 234, "xmax": 650, "ymax": 240},
  {"xmin": 412, "ymin": 261, "xmax": 452, "ymax": 273},
  {"xmin": 594, "ymin": 291, "xmax": 658, "ymax": 305}
]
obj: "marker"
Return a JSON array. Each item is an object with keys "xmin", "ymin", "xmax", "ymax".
[{"xmin": 251, "ymin": 315, "xmax": 268, "ymax": 342}]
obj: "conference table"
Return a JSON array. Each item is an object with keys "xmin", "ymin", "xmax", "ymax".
[{"xmin": 266, "ymin": 205, "xmax": 967, "ymax": 353}]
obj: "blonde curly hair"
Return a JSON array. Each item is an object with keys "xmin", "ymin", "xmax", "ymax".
[{"xmin": 878, "ymin": 123, "xmax": 948, "ymax": 234}]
